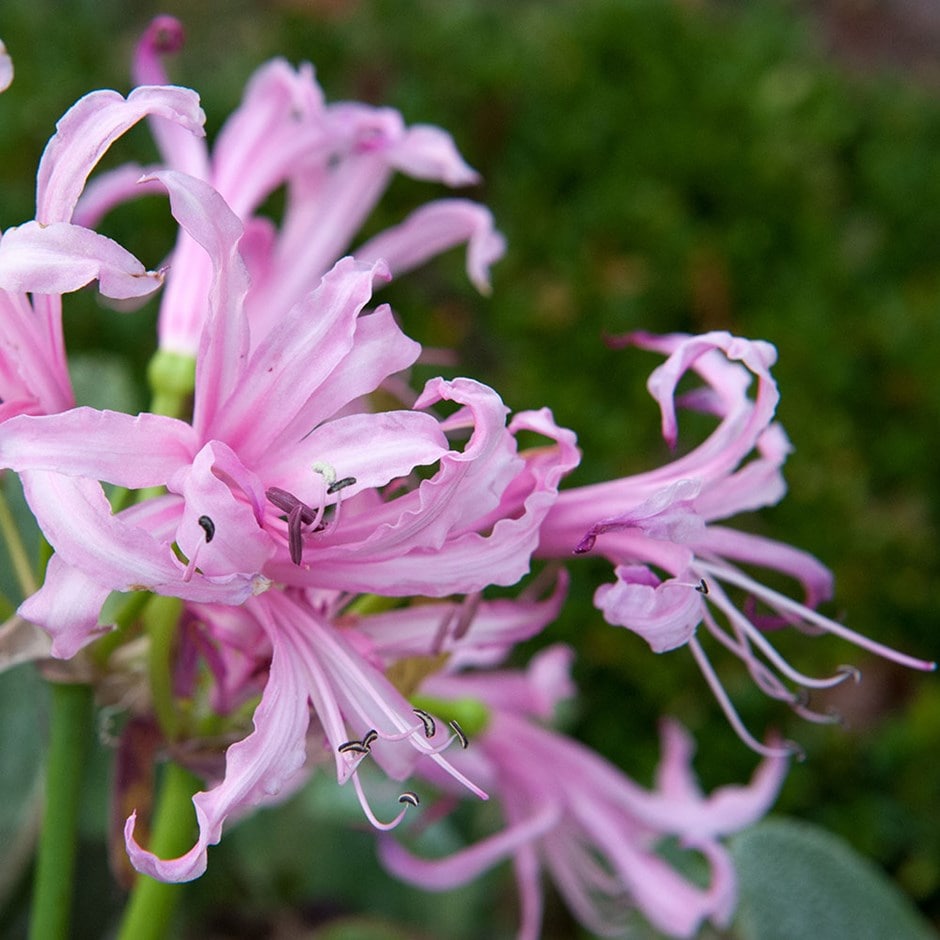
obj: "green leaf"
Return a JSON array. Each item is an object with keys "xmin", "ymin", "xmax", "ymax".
[
  {"xmin": 731, "ymin": 817, "xmax": 937, "ymax": 940},
  {"xmin": 0, "ymin": 664, "xmax": 47, "ymax": 906}
]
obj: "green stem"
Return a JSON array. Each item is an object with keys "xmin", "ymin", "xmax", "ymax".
[
  {"xmin": 29, "ymin": 682, "xmax": 94, "ymax": 940},
  {"xmin": 115, "ymin": 761, "xmax": 200, "ymax": 940},
  {"xmin": 145, "ymin": 595, "xmax": 184, "ymax": 742}
]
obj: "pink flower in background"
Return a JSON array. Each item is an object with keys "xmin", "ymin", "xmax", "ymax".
[
  {"xmin": 73, "ymin": 16, "xmax": 505, "ymax": 355},
  {"xmin": 380, "ymin": 646, "xmax": 788, "ymax": 939},
  {"xmin": 539, "ymin": 331, "xmax": 936, "ymax": 754},
  {"xmin": 0, "ymin": 39, "xmax": 12, "ymax": 93},
  {"xmin": 0, "ymin": 83, "xmax": 205, "ymax": 419}
]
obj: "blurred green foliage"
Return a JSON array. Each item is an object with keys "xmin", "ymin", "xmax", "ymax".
[{"xmin": 1, "ymin": 0, "xmax": 939, "ymax": 936}]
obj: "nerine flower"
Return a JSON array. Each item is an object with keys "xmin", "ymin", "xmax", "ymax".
[
  {"xmin": 379, "ymin": 646, "xmax": 788, "ymax": 939},
  {"xmin": 125, "ymin": 589, "xmax": 493, "ymax": 882},
  {"xmin": 0, "ymin": 82, "xmax": 205, "ymax": 418},
  {"xmin": 117, "ymin": 563, "xmax": 568, "ymax": 881},
  {"xmin": 73, "ymin": 15, "xmax": 505, "ymax": 356},
  {"xmin": 0, "ymin": 169, "xmax": 576, "ymax": 660},
  {"xmin": 539, "ymin": 331, "xmax": 936, "ymax": 754}
]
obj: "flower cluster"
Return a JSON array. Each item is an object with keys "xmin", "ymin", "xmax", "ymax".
[{"xmin": 0, "ymin": 17, "xmax": 932, "ymax": 939}]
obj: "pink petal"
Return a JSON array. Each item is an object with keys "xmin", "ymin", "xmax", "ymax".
[
  {"xmin": 0, "ymin": 408, "xmax": 197, "ymax": 487},
  {"xmin": 0, "ymin": 222, "xmax": 164, "ymax": 299},
  {"xmin": 270, "ymin": 303, "xmax": 421, "ymax": 438},
  {"xmin": 126, "ymin": 598, "xmax": 312, "ymax": 881},
  {"xmin": 594, "ymin": 563, "xmax": 704, "ymax": 652},
  {"xmin": 131, "ymin": 18, "xmax": 211, "ymax": 180},
  {"xmin": 19, "ymin": 471, "xmax": 263, "ymax": 608},
  {"xmin": 356, "ymin": 199, "xmax": 505, "ymax": 293},
  {"xmin": 170, "ymin": 442, "xmax": 275, "ymax": 579},
  {"xmin": 143, "ymin": 170, "xmax": 250, "ymax": 416},
  {"xmin": 207, "ymin": 257, "xmax": 390, "ymax": 461},
  {"xmin": 18, "ymin": 554, "xmax": 112, "ymax": 658},
  {"xmin": 387, "ymin": 124, "xmax": 480, "ymax": 186},
  {"xmin": 0, "ymin": 39, "xmax": 12, "ymax": 93},
  {"xmin": 378, "ymin": 801, "xmax": 560, "ymax": 890},
  {"xmin": 0, "ymin": 291, "xmax": 72, "ymax": 416},
  {"xmin": 211, "ymin": 59, "xmax": 326, "ymax": 217},
  {"xmin": 36, "ymin": 85, "xmax": 205, "ymax": 224},
  {"xmin": 265, "ymin": 410, "xmax": 448, "ymax": 499}
]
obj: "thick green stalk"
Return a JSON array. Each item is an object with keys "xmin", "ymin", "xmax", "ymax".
[
  {"xmin": 115, "ymin": 761, "xmax": 200, "ymax": 940},
  {"xmin": 28, "ymin": 682, "xmax": 94, "ymax": 940}
]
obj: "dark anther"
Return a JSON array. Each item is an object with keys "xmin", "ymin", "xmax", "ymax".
[
  {"xmin": 327, "ymin": 476, "xmax": 357, "ymax": 495},
  {"xmin": 197, "ymin": 515, "xmax": 216, "ymax": 543},
  {"xmin": 266, "ymin": 487, "xmax": 316, "ymax": 523},
  {"xmin": 361, "ymin": 729, "xmax": 379, "ymax": 750},
  {"xmin": 695, "ymin": 579, "xmax": 709, "ymax": 595},
  {"xmin": 449, "ymin": 719, "xmax": 468, "ymax": 749},
  {"xmin": 266, "ymin": 487, "xmax": 318, "ymax": 565},
  {"xmin": 338, "ymin": 740, "xmax": 370, "ymax": 755},
  {"xmin": 398, "ymin": 791, "xmax": 420, "ymax": 807},
  {"xmin": 413, "ymin": 708, "xmax": 436, "ymax": 738}
]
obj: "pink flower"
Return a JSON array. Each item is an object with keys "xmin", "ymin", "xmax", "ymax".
[
  {"xmin": 539, "ymin": 332, "xmax": 936, "ymax": 754},
  {"xmin": 0, "ymin": 170, "xmax": 575, "ymax": 661},
  {"xmin": 0, "ymin": 83, "xmax": 205, "ymax": 418},
  {"xmin": 379, "ymin": 646, "xmax": 788, "ymax": 939},
  {"xmin": 0, "ymin": 39, "xmax": 12, "ymax": 93},
  {"xmin": 73, "ymin": 16, "xmax": 505, "ymax": 356},
  {"xmin": 126, "ymin": 589, "xmax": 490, "ymax": 882}
]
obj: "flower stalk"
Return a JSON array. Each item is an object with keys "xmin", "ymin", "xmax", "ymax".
[{"xmin": 29, "ymin": 681, "xmax": 94, "ymax": 940}]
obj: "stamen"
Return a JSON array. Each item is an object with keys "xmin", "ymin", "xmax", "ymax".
[
  {"xmin": 398, "ymin": 791, "xmax": 420, "ymax": 807},
  {"xmin": 288, "ymin": 502, "xmax": 305, "ymax": 565},
  {"xmin": 327, "ymin": 476, "xmax": 357, "ymax": 495},
  {"xmin": 197, "ymin": 515, "xmax": 215, "ymax": 543},
  {"xmin": 413, "ymin": 708, "xmax": 436, "ymax": 738},
  {"xmin": 705, "ymin": 576, "xmax": 872, "ymax": 691},
  {"xmin": 350, "ymin": 772, "xmax": 411, "ymax": 831},
  {"xmin": 689, "ymin": 636, "xmax": 803, "ymax": 760},
  {"xmin": 696, "ymin": 559, "xmax": 938, "ymax": 673},
  {"xmin": 696, "ymin": 578, "xmax": 709, "ymax": 595},
  {"xmin": 792, "ymin": 701, "xmax": 844, "ymax": 726},
  {"xmin": 265, "ymin": 487, "xmax": 318, "ymax": 565},
  {"xmin": 312, "ymin": 461, "xmax": 337, "ymax": 488},
  {"xmin": 448, "ymin": 719, "xmax": 469, "ymax": 749},
  {"xmin": 338, "ymin": 740, "xmax": 370, "ymax": 754},
  {"xmin": 361, "ymin": 729, "xmax": 379, "ymax": 750}
]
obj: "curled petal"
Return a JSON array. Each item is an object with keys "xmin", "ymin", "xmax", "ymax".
[
  {"xmin": 379, "ymin": 800, "xmax": 560, "ymax": 890},
  {"xmin": 133, "ymin": 15, "xmax": 185, "ymax": 86},
  {"xmin": 171, "ymin": 442, "xmax": 275, "ymax": 579},
  {"xmin": 387, "ymin": 124, "xmax": 480, "ymax": 186},
  {"xmin": 595, "ymin": 564, "xmax": 703, "ymax": 652},
  {"xmin": 0, "ymin": 222, "xmax": 164, "ymax": 299},
  {"xmin": 126, "ymin": 602, "xmax": 312, "ymax": 882},
  {"xmin": 356, "ymin": 199, "xmax": 505, "ymax": 294},
  {"xmin": 36, "ymin": 85, "xmax": 205, "ymax": 224}
]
